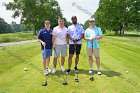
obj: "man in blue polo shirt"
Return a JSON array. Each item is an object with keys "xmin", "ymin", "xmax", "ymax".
[
  {"xmin": 84, "ymin": 18, "xmax": 102, "ymax": 75},
  {"xmin": 38, "ymin": 20, "xmax": 52, "ymax": 75}
]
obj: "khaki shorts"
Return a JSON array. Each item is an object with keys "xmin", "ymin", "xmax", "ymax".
[
  {"xmin": 54, "ymin": 44, "xmax": 67, "ymax": 57},
  {"xmin": 86, "ymin": 48, "xmax": 100, "ymax": 57}
]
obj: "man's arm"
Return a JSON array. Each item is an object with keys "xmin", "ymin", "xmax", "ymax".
[
  {"xmin": 95, "ymin": 36, "xmax": 102, "ymax": 39},
  {"xmin": 79, "ymin": 33, "xmax": 84, "ymax": 40},
  {"xmin": 38, "ymin": 30, "xmax": 46, "ymax": 46},
  {"xmin": 66, "ymin": 34, "xmax": 69, "ymax": 44},
  {"xmin": 95, "ymin": 27, "xmax": 102, "ymax": 40},
  {"xmin": 52, "ymin": 35, "xmax": 56, "ymax": 49},
  {"xmin": 67, "ymin": 34, "xmax": 74, "ymax": 41},
  {"xmin": 38, "ymin": 39, "xmax": 46, "ymax": 46}
]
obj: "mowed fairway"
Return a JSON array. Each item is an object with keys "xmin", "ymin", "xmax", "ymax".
[{"xmin": 0, "ymin": 35, "xmax": 140, "ymax": 93}]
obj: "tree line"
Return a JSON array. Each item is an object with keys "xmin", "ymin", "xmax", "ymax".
[
  {"xmin": 94, "ymin": 0, "xmax": 140, "ymax": 35},
  {"xmin": 0, "ymin": 17, "xmax": 33, "ymax": 34},
  {"xmin": 3, "ymin": 0, "xmax": 140, "ymax": 35}
]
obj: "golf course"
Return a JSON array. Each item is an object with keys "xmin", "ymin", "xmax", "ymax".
[{"xmin": 0, "ymin": 33, "xmax": 140, "ymax": 93}]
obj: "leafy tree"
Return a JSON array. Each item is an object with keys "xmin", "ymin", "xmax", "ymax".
[
  {"xmin": 6, "ymin": 0, "xmax": 63, "ymax": 35},
  {"xmin": 94, "ymin": 0, "xmax": 140, "ymax": 35}
]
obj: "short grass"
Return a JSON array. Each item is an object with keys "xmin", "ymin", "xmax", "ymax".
[
  {"xmin": 0, "ymin": 35, "xmax": 140, "ymax": 93},
  {"xmin": 0, "ymin": 32, "xmax": 37, "ymax": 43}
]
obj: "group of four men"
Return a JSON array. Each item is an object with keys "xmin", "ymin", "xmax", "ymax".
[{"xmin": 38, "ymin": 16, "xmax": 102, "ymax": 76}]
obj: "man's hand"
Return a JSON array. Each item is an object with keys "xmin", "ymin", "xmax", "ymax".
[
  {"xmin": 74, "ymin": 41, "xmax": 78, "ymax": 44},
  {"xmin": 72, "ymin": 39, "xmax": 78, "ymax": 44},
  {"xmin": 41, "ymin": 42, "xmax": 46, "ymax": 46},
  {"xmin": 90, "ymin": 36, "xmax": 95, "ymax": 41}
]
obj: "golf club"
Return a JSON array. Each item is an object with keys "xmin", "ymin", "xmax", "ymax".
[
  {"xmin": 75, "ymin": 71, "xmax": 79, "ymax": 82},
  {"xmin": 73, "ymin": 44, "xmax": 80, "ymax": 82},
  {"xmin": 90, "ymin": 39, "xmax": 94, "ymax": 81},
  {"xmin": 90, "ymin": 72, "xmax": 94, "ymax": 81},
  {"xmin": 54, "ymin": 48, "xmax": 68, "ymax": 85},
  {"xmin": 42, "ymin": 45, "xmax": 48, "ymax": 86}
]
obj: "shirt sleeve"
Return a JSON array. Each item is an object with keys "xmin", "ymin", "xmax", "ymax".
[
  {"xmin": 81, "ymin": 26, "xmax": 84, "ymax": 34},
  {"xmin": 98, "ymin": 27, "xmax": 102, "ymax": 36},
  {"xmin": 67, "ymin": 26, "xmax": 71, "ymax": 35},
  {"xmin": 38, "ymin": 30, "xmax": 42, "ymax": 39},
  {"xmin": 52, "ymin": 27, "xmax": 57, "ymax": 35}
]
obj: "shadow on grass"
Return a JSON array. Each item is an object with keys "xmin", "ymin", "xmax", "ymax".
[
  {"xmin": 50, "ymin": 69, "xmax": 121, "ymax": 78},
  {"xmin": 79, "ymin": 69, "xmax": 121, "ymax": 77}
]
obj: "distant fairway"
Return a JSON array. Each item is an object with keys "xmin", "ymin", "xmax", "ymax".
[
  {"xmin": 0, "ymin": 32, "xmax": 37, "ymax": 43},
  {"xmin": 0, "ymin": 35, "xmax": 140, "ymax": 93}
]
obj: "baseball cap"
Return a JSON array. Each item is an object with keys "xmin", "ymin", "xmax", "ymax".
[
  {"xmin": 45, "ymin": 20, "xmax": 50, "ymax": 24},
  {"xmin": 89, "ymin": 18, "xmax": 95, "ymax": 22},
  {"xmin": 71, "ymin": 16, "xmax": 77, "ymax": 19}
]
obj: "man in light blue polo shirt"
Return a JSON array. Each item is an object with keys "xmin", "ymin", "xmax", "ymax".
[
  {"xmin": 66, "ymin": 16, "xmax": 84, "ymax": 74},
  {"xmin": 84, "ymin": 18, "xmax": 102, "ymax": 75}
]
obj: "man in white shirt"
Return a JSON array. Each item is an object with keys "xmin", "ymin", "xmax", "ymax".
[{"xmin": 51, "ymin": 17, "xmax": 68, "ymax": 74}]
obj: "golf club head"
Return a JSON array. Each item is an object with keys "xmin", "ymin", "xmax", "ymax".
[
  {"xmin": 90, "ymin": 77, "xmax": 94, "ymax": 81},
  {"xmin": 42, "ymin": 81, "xmax": 47, "ymax": 86},
  {"xmin": 62, "ymin": 81, "xmax": 68, "ymax": 85},
  {"xmin": 75, "ymin": 78, "xmax": 79, "ymax": 82}
]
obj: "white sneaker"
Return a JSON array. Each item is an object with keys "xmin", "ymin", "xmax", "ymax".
[
  {"xmin": 44, "ymin": 70, "xmax": 48, "ymax": 75},
  {"xmin": 51, "ymin": 68, "xmax": 56, "ymax": 74},
  {"xmin": 89, "ymin": 69, "xmax": 93, "ymax": 74},
  {"xmin": 98, "ymin": 70, "xmax": 101, "ymax": 75},
  {"xmin": 47, "ymin": 68, "xmax": 51, "ymax": 73},
  {"xmin": 61, "ymin": 66, "xmax": 65, "ymax": 72}
]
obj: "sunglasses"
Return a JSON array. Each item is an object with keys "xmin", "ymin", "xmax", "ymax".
[{"xmin": 89, "ymin": 21, "xmax": 95, "ymax": 23}]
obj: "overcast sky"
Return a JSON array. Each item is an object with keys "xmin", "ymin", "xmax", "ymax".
[{"xmin": 0, "ymin": 0, "xmax": 99, "ymax": 24}]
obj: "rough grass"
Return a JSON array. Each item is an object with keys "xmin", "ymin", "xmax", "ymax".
[{"xmin": 0, "ymin": 32, "xmax": 37, "ymax": 43}]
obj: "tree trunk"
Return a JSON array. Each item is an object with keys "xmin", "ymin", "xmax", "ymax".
[{"xmin": 32, "ymin": 21, "xmax": 37, "ymax": 35}]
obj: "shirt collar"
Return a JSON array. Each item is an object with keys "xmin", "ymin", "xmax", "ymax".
[
  {"xmin": 58, "ymin": 25, "xmax": 65, "ymax": 29},
  {"xmin": 73, "ymin": 23, "xmax": 79, "ymax": 27},
  {"xmin": 89, "ymin": 26, "xmax": 96, "ymax": 29},
  {"xmin": 44, "ymin": 28, "xmax": 50, "ymax": 31}
]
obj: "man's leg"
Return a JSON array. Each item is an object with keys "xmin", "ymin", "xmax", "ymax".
[
  {"xmin": 87, "ymin": 48, "xmax": 93, "ymax": 73},
  {"xmin": 75, "ymin": 44, "xmax": 81, "ymax": 69},
  {"xmin": 61, "ymin": 56, "xmax": 65, "ymax": 66},
  {"xmin": 94, "ymin": 48, "xmax": 101, "ymax": 75},
  {"xmin": 61, "ymin": 44, "xmax": 67, "ymax": 66},
  {"xmin": 43, "ymin": 58, "xmax": 47, "ymax": 70},
  {"xmin": 46, "ymin": 57, "xmax": 50, "ymax": 69},
  {"xmin": 68, "ymin": 44, "xmax": 74, "ymax": 69},
  {"xmin": 53, "ymin": 57, "xmax": 57, "ymax": 68},
  {"xmin": 95, "ymin": 57, "xmax": 100, "ymax": 70},
  {"xmin": 75, "ymin": 54, "xmax": 79, "ymax": 67},
  {"xmin": 52, "ymin": 45, "xmax": 59, "ymax": 70},
  {"xmin": 88, "ymin": 56, "xmax": 93, "ymax": 68},
  {"xmin": 68, "ymin": 54, "xmax": 73, "ymax": 69}
]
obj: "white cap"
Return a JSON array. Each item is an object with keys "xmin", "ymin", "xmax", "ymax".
[{"xmin": 89, "ymin": 18, "xmax": 95, "ymax": 22}]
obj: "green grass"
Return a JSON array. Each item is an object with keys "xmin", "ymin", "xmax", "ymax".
[
  {"xmin": 0, "ymin": 35, "xmax": 140, "ymax": 93},
  {"xmin": 0, "ymin": 32, "xmax": 37, "ymax": 43}
]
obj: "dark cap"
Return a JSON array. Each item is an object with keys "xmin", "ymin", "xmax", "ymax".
[{"xmin": 71, "ymin": 16, "xmax": 77, "ymax": 19}]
